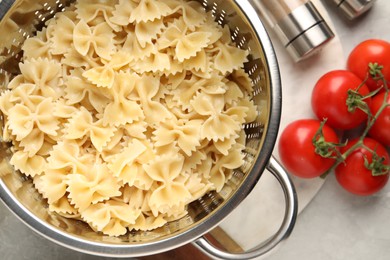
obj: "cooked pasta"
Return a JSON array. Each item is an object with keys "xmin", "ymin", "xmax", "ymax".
[{"xmin": 0, "ymin": 0, "xmax": 257, "ymax": 236}]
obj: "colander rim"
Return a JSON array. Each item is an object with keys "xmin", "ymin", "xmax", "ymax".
[{"xmin": 0, "ymin": 0, "xmax": 282, "ymax": 257}]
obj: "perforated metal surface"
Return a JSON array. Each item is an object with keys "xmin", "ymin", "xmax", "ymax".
[{"xmin": 0, "ymin": 0, "xmax": 282, "ymax": 257}]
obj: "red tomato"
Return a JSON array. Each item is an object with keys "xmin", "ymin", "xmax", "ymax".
[
  {"xmin": 311, "ymin": 70, "xmax": 371, "ymax": 130},
  {"xmin": 347, "ymin": 39, "xmax": 390, "ymax": 91},
  {"xmin": 368, "ymin": 92, "xmax": 390, "ymax": 146},
  {"xmin": 278, "ymin": 119, "xmax": 339, "ymax": 178},
  {"xmin": 335, "ymin": 137, "xmax": 390, "ymax": 196}
]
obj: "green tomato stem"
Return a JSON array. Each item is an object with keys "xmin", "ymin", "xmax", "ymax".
[{"xmin": 320, "ymin": 64, "xmax": 389, "ymax": 178}]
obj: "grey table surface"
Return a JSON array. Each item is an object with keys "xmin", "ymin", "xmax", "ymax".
[
  {"xmin": 1, "ymin": 0, "xmax": 390, "ymax": 260},
  {"xmin": 267, "ymin": 1, "xmax": 390, "ymax": 259}
]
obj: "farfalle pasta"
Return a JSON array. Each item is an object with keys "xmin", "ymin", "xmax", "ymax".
[
  {"xmin": 0, "ymin": 0, "xmax": 258, "ymax": 236},
  {"xmin": 65, "ymin": 106, "xmax": 116, "ymax": 152},
  {"xmin": 129, "ymin": 0, "xmax": 173, "ymax": 23},
  {"xmin": 73, "ymin": 20, "xmax": 115, "ymax": 60},
  {"xmin": 75, "ymin": 0, "xmax": 118, "ymax": 30},
  {"xmin": 102, "ymin": 71, "xmax": 144, "ymax": 126},
  {"xmin": 50, "ymin": 13, "xmax": 77, "ymax": 55},
  {"xmin": 67, "ymin": 162, "xmax": 122, "ymax": 211},
  {"xmin": 64, "ymin": 68, "xmax": 112, "ymax": 114}
]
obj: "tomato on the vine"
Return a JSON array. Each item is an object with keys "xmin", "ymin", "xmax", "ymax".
[
  {"xmin": 347, "ymin": 39, "xmax": 390, "ymax": 91},
  {"xmin": 278, "ymin": 119, "xmax": 339, "ymax": 178},
  {"xmin": 335, "ymin": 137, "xmax": 390, "ymax": 196},
  {"xmin": 311, "ymin": 70, "xmax": 371, "ymax": 130},
  {"xmin": 368, "ymin": 92, "xmax": 390, "ymax": 146}
]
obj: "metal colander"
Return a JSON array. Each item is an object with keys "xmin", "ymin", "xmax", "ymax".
[{"xmin": 0, "ymin": 0, "xmax": 297, "ymax": 259}]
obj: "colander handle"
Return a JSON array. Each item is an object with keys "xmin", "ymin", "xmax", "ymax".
[{"xmin": 193, "ymin": 156, "xmax": 298, "ymax": 260}]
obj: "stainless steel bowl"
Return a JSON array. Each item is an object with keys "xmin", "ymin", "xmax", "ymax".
[{"xmin": 0, "ymin": 0, "xmax": 297, "ymax": 259}]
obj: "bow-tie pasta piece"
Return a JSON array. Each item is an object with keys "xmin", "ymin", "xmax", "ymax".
[
  {"xmin": 75, "ymin": 0, "xmax": 119, "ymax": 31},
  {"xmin": 173, "ymin": 74, "xmax": 227, "ymax": 112},
  {"xmin": 191, "ymin": 92, "xmax": 242, "ymax": 141},
  {"xmin": 224, "ymin": 81, "xmax": 244, "ymax": 105},
  {"xmin": 8, "ymin": 83, "xmax": 38, "ymax": 105},
  {"xmin": 182, "ymin": 142, "xmax": 208, "ymax": 173},
  {"xmin": 33, "ymin": 168, "xmax": 69, "ymax": 205},
  {"xmin": 100, "ymin": 128, "xmax": 125, "ymax": 155},
  {"xmin": 135, "ymin": 19, "xmax": 165, "ymax": 49},
  {"xmin": 65, "ymin": 106, "xmax": 116, "ymax": 152},
  {"xmin": 134, "ymin": 75, "xmax": 172, "ymax": 125},
  {"xmin": 230, "ymin": 68, "xmax": 254, "ymax": 94},
  {"xmin": 170, "ymin": 0, "xmax": 206, "ymax": 30},
  {"xmin": 170, "ymin": 76, "xmax": 202, "ymax": 112},
  {"xmin": 165, "ymin": 99, "xmax": 199, "ymax": 121},
  {"xmin": 144, "ymin": 154, "xmax": 192, "ymax": 216},
  {"xmin": 6, "ymin": 74, "xmax": 25, "ymax": 90},
  {"xmin": 18, "ymin": 128, "xmax": 45, "ymax": 157},
  {"xmin": 161, "ymin": 71, "xmax": 186, "ymax": 90},
  {"xmin": 213, "ymin": 41, "xmax": 249, "ymax": 74},
  {"xmin": 73, "ymin": 20, "xmax": 115, "ymax": 60},
  {"xmin": 234, "ymin": 98, "xmax": 258, "ymax": 123},
  {"xmin": 64, "ymin": 69, "xmax": 112, "ymax": 114},
  {"xmin": 110, "ymin": 0, "xmax": 137, "ymax": 26},
  {"xmin": 153, "ymin": 142, "xmax": 181, "ymax": 161},
  {"xmin": 50, "ymin": 13, "xmax": 76, "ymax": 55},
  {"xmin": 62, "ymin": 46, "xmax": 102, "ymax": 71},
  {"xmin": 158, "ymin": 18, "xmax": 212, "ymax": 62},
  {"xmin": 162, "ymin": 52, "xmax": 186, "ymax": 76},
  {"xmin": 122, "ymin": 121, "xmax": 148, "ymax": 140},
  {"xmin": 22, "ymin": 30, "xmax": 52, "ymax": 60},
  {"xmin": 213, "ymin": 133, "xmax": 240, "ymax": 156},
  {"xmin": 67, "ymin": 162, "xmax": 121, "ymax": 211},
  {"xmin": 225, "ymin": 106, "xmax": 249, "ymax": 126},
  {"xmin": 116, "ymin": 139, "xmax": 156, "ymax": 191},
  {"xmin": 132, "ymin": 51, "xmax": 171, "ymax": 74},
  {"xmin": 201, "ymin": 112, "xmax": 242, "ymax": 142},
  {"xmin": 48, "ymin": 196, "xmax": 79, "ymax": 217},
  {"xmin": 102, "ymin": 71, "xmax": 144, "ymax": 127},
  {"xmin": 53, "ymin": 98, "xmax": 79, "ymax": 119},
  {"xmin": 183, "ymin": 49, "xmax": 212, "ymax": 73},
  {"xmin": 197, "ymin": 13, "xmax": 224, "ymax": 45},
  {"xmin": 83, "ymin": 66, "xmax": 116, "ymax": 89},
  {"xmin": 120, "ymin": 187, "xmax": 156, "ymax": 217},
  {"xmin": 129, "ymin": 0, "xmax": 172, "ymax": 23},
  {"xmin": 47, "ymin": 140, "xmax": 92, "ymax": 175},
  {"xmin": 120, "ymin": 185, "xmax": 150, "ymax": 210},
  {"xmin": 122, "ymin": 31, "xmax": 157, "ymax": 61},
  {"xmin": 0, "ymin": 84, "xmax": 35, "ymax": 140},
  {"xmin": 81, "ymin": 200, "xmax": 140, "ymax": 236},
  {"xmin": 107, "ymin": 138, "xmax": 147, "ymax": 185},
  {"xmin": 190, "ymin": 91, "xmax": 225, "ymax": 116},
  {"xmin": 133, "ymin": 166, "xmax": 155, "ymax": 191},
  {"xmin": 157, "ymin": 18, "xmax": 187, "ymax": 50},
  {"xmin": 19, "ymin": 58, "xmax": 64, "ymax": 99},
  {"xmin": 183, "ymin": 172, "xmax": 214, "ymax": 203},
  {"xmin": 130, "ymin": 213, "xmax": 167, "ymax": 232},
  {"xmin": 0, "ymin": 90, "xmax": 14, "ymax": 117},
  {"xmin": 209, "ymin": 144, "xmax": 245, "ymax": 192},
  {"xmin": 175, "ymin": 31, "xmax": 211, "ymax": 62},
  {"xmin": 153, "ymin": 119, "xmax": 202, "ymax": 156},
  {"xmin": 108, "ymin": 51, "xmax": 135, "ymax": 70},
  {"xmin": 10, "ymin": 150, "xmax": 46, "ymax": 177},
  {"xmin": 83, "ymin": 51, "xmax": 134, "ymax": 89},
  {"xmin": 37, "ymin": 135, "xmax": 60, "ymax": 157},
  {"xmin": 8, "ymin": 97, "xmax": 60, "ymax": 141}
]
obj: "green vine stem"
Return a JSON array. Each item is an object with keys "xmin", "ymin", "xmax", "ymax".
[{"xmin": 319, "ymin": 63, "xmax": 389, "ymax": 178}]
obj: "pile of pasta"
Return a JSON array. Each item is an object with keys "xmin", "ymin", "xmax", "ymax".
[{"xmin": 0, "ymin": 0, "xmax": 257, "ymax": 236}]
